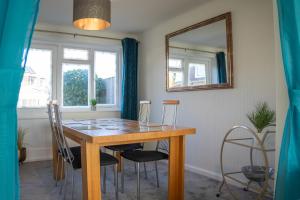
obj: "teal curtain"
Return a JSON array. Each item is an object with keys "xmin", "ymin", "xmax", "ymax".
[
  {"xmin": 276, "ymin": 0, "xmax": 300, "ymax": 199},
  {"xmin": 216, "ymin": 52, "xmax": 227, "ymax": 84},
  {"xmin": 0, "ymin": 0, "xmax": 39, "ymax": 199},
  {"xmin": 121, "ymin": 38, "xmax": 138, "ymax": 120}
]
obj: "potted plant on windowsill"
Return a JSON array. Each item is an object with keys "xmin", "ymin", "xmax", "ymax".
[
  {"xmin": 90, "ymin": 99, "xmax": 97, "ymax": 111},
  {"xmin": 18, "ymin": 127, "xmax": 27, "ymax": 164},
  {"xmin": 247, "ymin": 102, "xmax": 275, "ymax": 144}
]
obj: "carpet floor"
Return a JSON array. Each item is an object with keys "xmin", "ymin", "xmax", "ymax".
[{"xmin": 20, "ymin": 160, "xmax": 267, "ymax": 200}]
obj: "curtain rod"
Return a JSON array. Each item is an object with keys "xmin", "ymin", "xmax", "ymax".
[
  {"xmin": 169, "ymin": 46, "xmax": 217, "ymax": 54},
  {"xmin": 35, "ymin": 29, "xmax": 140, "ymax": 43}
]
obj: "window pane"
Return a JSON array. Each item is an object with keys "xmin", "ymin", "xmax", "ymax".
[
  {"xmin": 62, "ymin": 63, "xmax": 89, "ymax": 106},
  {"xmin": 94, "ymin": 51, "xmax": 117, "ymax": 104},
  {"xmin": 169, "ymin": 71, "xmax": 183, "ymax": 88},
  {"xmin": 18, "ymin": 48, "xmax": 52, "ymax": 108},
  {"xmin": 169, "ymin": 58, "xmax": 182, "ymax": 69},
  {"xmin": 63, "ymin": 48, "xmax": 89, "ymax": 60},
  {"xmin": 188, "ymin": 63, "xmax": 207, "ymax": 86}
]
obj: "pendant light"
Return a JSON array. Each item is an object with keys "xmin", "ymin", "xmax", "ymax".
[{"xmin": 73, "ymin": 0, "xmax": 111, "ymax": 30}]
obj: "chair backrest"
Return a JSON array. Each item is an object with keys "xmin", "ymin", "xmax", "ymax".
[
  {"xmin": 47, "ymin": 101, "xmax": 61, "ymax": 157},
  {"xmin": 47, "ymin": 101, "xmax": 56, "ymax": 136},
  {"xmin": 161, "ymin": 100, "xmax": 179, "ymax": 126},
  {"xmin": 138, "ymin": 100, "xmax": 151, "ymax": 124},
  {"xmin": 52, "ymin": 102, "xmax": 74, "ymax": 163},
  {"xmin": 156, "ymin": 100, "xmax": 180, "ymax": 153}
]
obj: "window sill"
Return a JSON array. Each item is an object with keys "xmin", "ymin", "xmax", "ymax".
[{"xmin": 62, "ymin": 107, "xmax": 120, "ymax": 113}]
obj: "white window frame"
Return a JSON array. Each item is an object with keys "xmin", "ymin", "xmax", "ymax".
[
  {"xmin": 18, "ymin": 40, "xmax": 122, "ymax": 114},
  {"xmin": 169, "ymin": 57, "xmax": 185, "ymax": 87},
  {"xmin": 57, "ymin": 44, "xmax": 122, "ymax": 112},
  {"xmin": 170, "ymin": 52, "xmax": 213, "ymax": 86},
  {"xmin": 93, "ymin": 49, "xmax": 121, "ymax": 109},
  {"xmin": 187, "ymin": 58, "xmax": 212, "ymax": 85},
  {"xmin": 18, "ymin": 43, "xmax": 58, "ymax": 110},
  {"xmin": 59, "ymin": 46, "xmax": 92, "ymax": 110}
]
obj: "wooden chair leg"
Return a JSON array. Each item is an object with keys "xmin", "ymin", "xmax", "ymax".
[{"xmin": 55, "ymin": 155, "xmax": 60, "ymax": 186}]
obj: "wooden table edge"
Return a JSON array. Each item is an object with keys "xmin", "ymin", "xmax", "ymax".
[{"xmin": 63, "ymin": 126, "xmax": 196, "ymax": 145}]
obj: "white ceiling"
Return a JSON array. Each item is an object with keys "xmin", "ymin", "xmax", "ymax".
[{"xmin": 38, "ymin": 0, "xmax": 210, "ymax": 33}]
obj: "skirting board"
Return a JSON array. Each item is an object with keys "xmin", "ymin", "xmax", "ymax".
[
  {"xmin": 159, "ymin": 160, "xmax": 243, "ymax": 188},
  {"xmin": 184, "ymin": 164, "xmax": 223, "ymax": 181},
  {"xmin": 185, "ymin": 164, "xmax": 243, "ymax": 188},
  {"xmin": 25, "ymin": 147, "xmax": 52, "ymax": 163}
]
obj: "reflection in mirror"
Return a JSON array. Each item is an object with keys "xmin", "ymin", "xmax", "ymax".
[{"xmin": 166, "ymin": 13, "xmax": 233, "ymax": 91}]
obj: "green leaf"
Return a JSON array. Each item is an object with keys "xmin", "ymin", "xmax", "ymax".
[{"xmin": 247, "ymin": 102, "xmax": 275, "ymax": 133}]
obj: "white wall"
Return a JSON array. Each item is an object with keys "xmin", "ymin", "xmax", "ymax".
[
  {"xmin": 139, "ymin": 0, "xmax": 276, "ymax": 179},
  {"xmin": 19, "ymin": 23, "xmax": 138, "ymax": 162}
]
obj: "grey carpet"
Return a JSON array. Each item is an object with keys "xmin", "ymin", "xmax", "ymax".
[{"xmin": 20, "ymin": 160, "xmax": 265, "ymax": 200}]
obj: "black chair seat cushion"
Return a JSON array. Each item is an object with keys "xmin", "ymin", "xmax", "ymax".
[
  {"xmin": 121, "ymin": 150, "xmax": 169, "ymax": 163},
  {"xmin": 101, "ymin": 152, "xmax": 119, "ymax": 166},
  {"xmin": 59, "ymin": 146, "xmax": 118, "ymax": 169},
  {"xmin": 105, "ymin": 143, "xmax": 143, "ymax": 152}
]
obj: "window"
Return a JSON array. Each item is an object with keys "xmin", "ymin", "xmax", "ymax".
[
  {"xmin": 63, "ymin": 48, "xmax": 89, "ymax": 60},
  {"xmin": 61, "ymin": 47, "xmax": 120, "ymax": 109},
  {"xmin": 169, "ymin": 71, "xmax": 183, "ymax": 87},
  {"xmin": 94, "ymin": 51, "xmax": 117, "ymax": 105},
  {"xmin": 18, "ymin": 43, "xmax": 121, "ymax": 111},
  {"xmin": 18, "ymin": 48, "xmax": 52, "ymax": 108},
  {"xmin": 169, "ymin": 58, "xmax": 183, "ymax": 69},
  {"xmin": 168, "ymin": 58, "xmax": 184, "ymax": 87},
  {"xmin": 188, "ymin": 63, "xmax": 207, "ymax": 86}
]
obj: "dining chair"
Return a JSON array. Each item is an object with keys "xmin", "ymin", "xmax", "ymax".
[
  {"xmin": 47, "ymin": 100, "xmax": 68, "ymax": 187},
  {"xmin": 49, "ymin": 101, "xmax": 119, "ymax": 200},
  {"xmin": 121, "ymin": 100, "xmax": 179, "ymax": 200},
  {"xmin": 47, "ymin": 100, "xmax": 60, "ymax": 186},
  {"xmin": 138, "ymin": 100, "xmax": 151, "ymax": 124},
  {"xmin": 106, "ymin": 100, "xmax": 151, "ymax": 192}
]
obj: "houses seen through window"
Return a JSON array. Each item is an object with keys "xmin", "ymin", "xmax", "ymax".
[{"xmin": 18, "ymin": 48, "xmax": 52, "ymax": 108}]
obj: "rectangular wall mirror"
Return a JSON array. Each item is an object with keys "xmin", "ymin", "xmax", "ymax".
[{"xmin": 166, "ymin": 12, "xmax": 233, "ymax": 92}]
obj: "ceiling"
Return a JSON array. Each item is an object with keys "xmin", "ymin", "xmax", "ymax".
[
  {"xmin": 170, "ymin": 20, "xmax": 227, "ymax": 49},
  {"xmin": 38, "ymin": 0, "xmax": 210, "ymax": 34}
]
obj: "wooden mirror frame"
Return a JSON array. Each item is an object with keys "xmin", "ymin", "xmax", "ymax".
[{"xmin": 165, "ymin": 12, "xmax": 233, "ymax": 92}]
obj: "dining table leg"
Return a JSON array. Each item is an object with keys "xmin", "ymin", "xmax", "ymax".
[
  {"xmin": 168, "ymin": 136, "xmax": 185, "ymax": 200},
  {"xmin": 116, "ymin": 152, "xmax": 123, "ymax": 172},
  {"xmin": 81, "ymin": 140, "xmax": 101, "ymax": 200},
  {"xmin": 52, "ymin": 134, "xmax": 64, "ymax": 180}
]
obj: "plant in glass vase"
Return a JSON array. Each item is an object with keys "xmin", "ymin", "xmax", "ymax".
[
  {"xmin": 90, "ymin": 99, "xmax": 97, "ymax": 111},
  {"xmin": 247, "ymin": 102, "xmax": 275, "ymax": 144}
]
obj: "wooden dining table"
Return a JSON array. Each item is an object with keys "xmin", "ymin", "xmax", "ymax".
[{"xmin": 52, "ymin": 118, "xmax": 196, "ymax": 200}]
